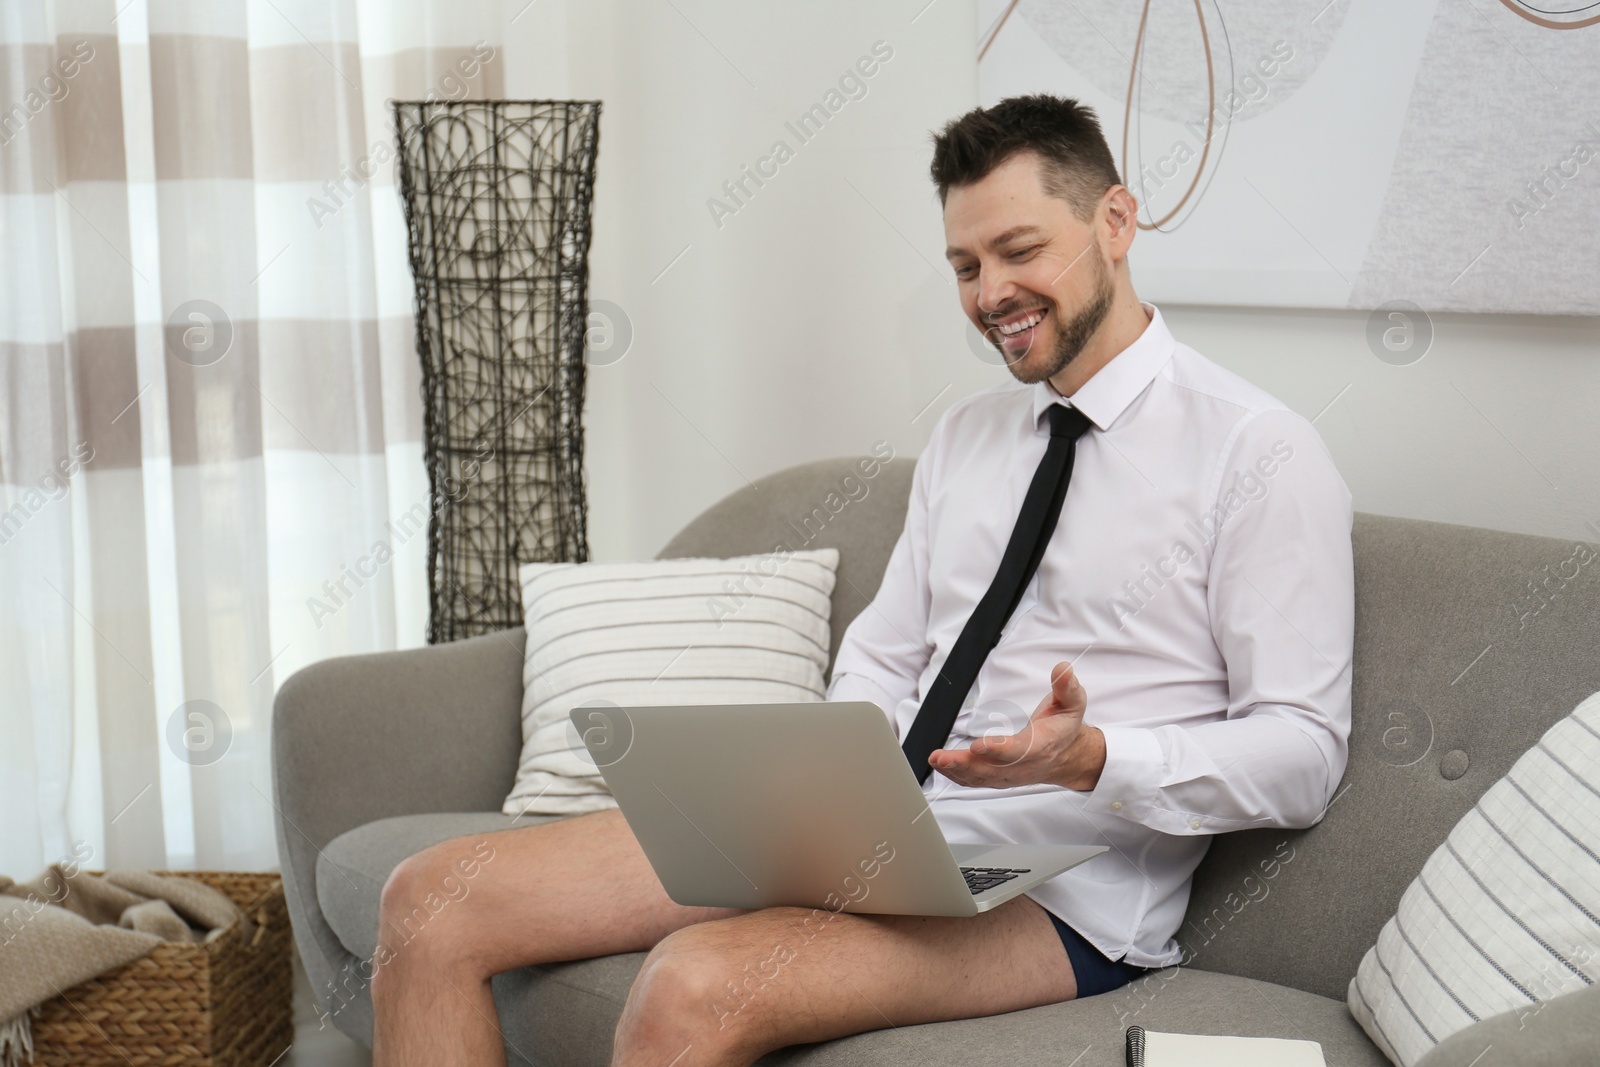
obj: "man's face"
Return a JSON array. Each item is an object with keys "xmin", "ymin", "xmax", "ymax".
[{"xmin": 943, "ymin": 151, "xmax": 1115, "ymax": 385}]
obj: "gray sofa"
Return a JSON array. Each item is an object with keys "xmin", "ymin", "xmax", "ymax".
[{"xmin": 273, "ymin": 456, "xmax": 1600, "ymax": 1066}]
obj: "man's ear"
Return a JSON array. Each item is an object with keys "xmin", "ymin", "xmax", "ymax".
[{"xmin": 1102, "ymin": 186, "xmax": 1138, "ymax": 260}]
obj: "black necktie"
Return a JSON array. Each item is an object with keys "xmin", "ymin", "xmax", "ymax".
[{"xmin": 900, "ymin": 402, "xmax": 1094, "ymax": 784}]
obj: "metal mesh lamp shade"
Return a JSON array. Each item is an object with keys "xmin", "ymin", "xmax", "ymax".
[{"xmin": 392, "ymin": 99, "xmax": 602, "ymax": 643}]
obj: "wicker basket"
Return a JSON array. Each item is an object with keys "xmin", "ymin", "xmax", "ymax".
[{"xmin": 28, "ymin": 871, "xmax": 293, "ymax": 1067}]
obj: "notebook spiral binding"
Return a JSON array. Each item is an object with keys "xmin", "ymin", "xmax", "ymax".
[{"xmin": 1124, "ymin": 1025, "xmax": 1147, "ymax": 1067}]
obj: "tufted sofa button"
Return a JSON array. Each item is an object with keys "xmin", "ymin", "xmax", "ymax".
[{"xmin": 1439, "ymin": 749, "xmax": 1469, "ymax": 780}]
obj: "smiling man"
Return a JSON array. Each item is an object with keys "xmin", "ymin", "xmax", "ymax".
[
  {"xmin": 369, "ymin": 94, "xmax": 1354, "ymax": 1067},
  {"xmin": 828, "ymin": 87, "xmax": 1354, "ymax": 997}
]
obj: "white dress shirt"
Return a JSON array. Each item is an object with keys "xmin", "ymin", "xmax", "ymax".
[{"xmin": 827, "ymin": 302, "xmax": 1354, "ymax": 968}]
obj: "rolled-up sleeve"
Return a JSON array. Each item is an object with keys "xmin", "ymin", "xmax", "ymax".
[{"xmin": 1083, "ymin": 407, "xmax": 1355, "ymax": 835}]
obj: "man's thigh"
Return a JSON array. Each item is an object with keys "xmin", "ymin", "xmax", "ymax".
[
  {"xmin": 381, "ymin": 808, "xmax": 743, "ymax": 975},
  {"xmin": 617, "ymin": 893, "xmax": 1076, "ymax": 1056}
]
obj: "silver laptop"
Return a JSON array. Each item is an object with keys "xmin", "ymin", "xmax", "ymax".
[{"xmin": 570, "ymin": 700, "xmax": 1107, "ymax": 917}]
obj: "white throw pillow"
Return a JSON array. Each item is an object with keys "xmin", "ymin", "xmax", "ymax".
[
  {"xmin": 501, "ymin": 548, "xmax": 839, "ymax": 817},
  {"xmin": 1347, "ymin": 690, "xmax": 1600, "ymax": 1065}
]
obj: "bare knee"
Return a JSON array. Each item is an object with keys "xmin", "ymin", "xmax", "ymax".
[
  {"xmin": 376, "ymin": 835, "xmax": 500, "ymax": 975},
  {"xmin": 614, "ymin": 927, "xmax": 764, "ymax": 1062}
]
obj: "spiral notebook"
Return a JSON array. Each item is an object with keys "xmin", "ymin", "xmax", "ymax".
[{"xmin": 1124, "ymin": 1026, "xmax": 1325, "ymax": 1066}]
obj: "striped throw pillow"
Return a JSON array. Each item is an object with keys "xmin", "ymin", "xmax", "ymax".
[
  {"xmin": 1347, "ymin": 690, "xmax": 1600, "ymax": 1065},
  {"xmin": 501, "ymin": 548, "xmax": 839, "ymax": 817}
]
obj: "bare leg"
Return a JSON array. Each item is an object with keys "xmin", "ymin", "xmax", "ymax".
[
  {"xmin": 369, "ymin": 809, "xmax": 742, "ymax": 1067},
  {"xmin": 610, "ymin": 894, "xmax": 1079, "ymax": 1067}
]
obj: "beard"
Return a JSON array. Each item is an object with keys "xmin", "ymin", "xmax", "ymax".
[{"xmin": 991, "ymin": 252, "xmax": 1116, "ymax": 385}]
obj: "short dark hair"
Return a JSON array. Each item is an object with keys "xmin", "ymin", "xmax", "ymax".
[{"xmin": 929, "ymin": 94, "xmax": 1122, "ymax": 221}]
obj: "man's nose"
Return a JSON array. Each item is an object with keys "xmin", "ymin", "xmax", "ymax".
[{"xmin": 976, "ymin": 267, "xmax": 1019, "ymax": 322}]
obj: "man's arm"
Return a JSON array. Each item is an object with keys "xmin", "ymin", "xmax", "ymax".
[
  {"xmin": 826, "ymin": 432, "xmax": 939, "ymax": 734},
  {"xmin": 934, "ymin": 408, "xmax": 1355, "ymax": 836}
]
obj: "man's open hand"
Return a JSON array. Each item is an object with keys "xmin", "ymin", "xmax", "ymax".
[{"xmin": 927, "ymin": 660, "xmax": 1106, "ymax": 791}]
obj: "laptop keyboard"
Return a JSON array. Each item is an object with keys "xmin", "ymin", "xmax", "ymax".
[{"xmin": 961, "ymin": 866, "xmax": 1032, "ymax": 895}]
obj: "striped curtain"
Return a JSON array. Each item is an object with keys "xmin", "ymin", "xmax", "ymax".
[{"xmin": 0, "ymin": 0, "xmax": 505, "ymax": 876}]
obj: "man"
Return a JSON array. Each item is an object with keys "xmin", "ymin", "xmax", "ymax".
[{"xmin": 370, "ymin": 94, "xmax": 1354, "ymax": 1067}]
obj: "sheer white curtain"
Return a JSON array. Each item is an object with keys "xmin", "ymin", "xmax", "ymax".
[{"xmin": 1, "ymin": 0, "xmax": 507, "ymax": 876}]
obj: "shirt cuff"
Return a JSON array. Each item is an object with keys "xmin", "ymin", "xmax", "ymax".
[{"xmin": 1082, "ymin": 725, "xmax": 1172, "ymax": 825}]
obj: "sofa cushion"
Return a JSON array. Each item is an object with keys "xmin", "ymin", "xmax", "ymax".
[
  {"xmin": 316, "ymin": 813, "xmax": 1385, "ymax": 1066},
  {"xmin": 504, "ymin": 549, "xmax": 840, "ymax": 818},
  {"xmin": 1347, "ymin": 690, "xmax": 1600, "ymax": 1065},
  {"xmin": 318, "ymin": 811, "xmax": 555, "ymax": 960},
  {"xmin": 494, "ymin": 962, "xmax": 1389, "ymax": 1067}
]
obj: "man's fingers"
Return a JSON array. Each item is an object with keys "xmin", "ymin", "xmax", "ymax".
[
  {"xmin": 932, "ymin": 754, "xmax": 1021, "ymax": 790},
  {"xmin": 1030, "ymin": 687, "xmax": 1056, "ymax": 718},
  {"xmin": 932, "ymin": 745, "xmax": 1000, "ymax": 770},
  {"xmin": 1052, "ymin": 660, "xmax": 1077, "ymax": 699},
  {"xmin": 1028, "ymin": 661, "xmax": 1079, "ymax": 721},
  {"xmin": 1031, "ymin": 660, "xmax": 1083, "ymax": 721},
  {"xmin": 974, "ymin": 726, "xmax": 1036, "ymax": 758},
  {"xmin": 937, "ymin": 730, "xmax": 1034, "ymax": 770},
  {"xmin": 969, "ymin": 733, "xmax": 1006, "ymax": 756},
  {"xmin": 928, "ymin": 749, "xmax": 990, "ymax": 785}
]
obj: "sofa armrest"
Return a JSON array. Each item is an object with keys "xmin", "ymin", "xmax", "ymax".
[
  {"xmin": 271, "ymin": 627, "xmax": 525, "ymax": 1026},
  {"xmin": 1415, "ymin": 984, "xmax": 1600, "ymax": 1067}
]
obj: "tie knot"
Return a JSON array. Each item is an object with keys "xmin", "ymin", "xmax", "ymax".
[{"xmin": 1048, "ymin": 403, "xmax": 1093, "ymax": 440}]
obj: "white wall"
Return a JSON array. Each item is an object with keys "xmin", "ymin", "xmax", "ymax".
[
  {"xmin": 506, "ymin": 1, "xmax": 1600, "ymax": 560},
  {"xmin": 1163, "ymin": 305, "xmax": 1600, "ymax": 543}
]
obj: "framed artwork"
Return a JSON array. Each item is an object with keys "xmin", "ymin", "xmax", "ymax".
[{"xmin": 978, "ymin": 0, "xmax": 1600, "ymax": 315}]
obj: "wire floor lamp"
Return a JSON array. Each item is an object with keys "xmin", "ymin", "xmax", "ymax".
[{"xmin": 393, "ymin": 99, "xmax": 603, "ymax": 643}]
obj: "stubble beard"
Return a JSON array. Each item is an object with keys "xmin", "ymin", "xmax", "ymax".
[{"xmin": 1000, "ymin": 254, "xmax": 1116, "ymax": 386}]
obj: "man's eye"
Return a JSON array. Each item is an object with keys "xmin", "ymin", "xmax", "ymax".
[{"xmin": 1009, "ymin": 246, "xmax": 1038, "ymax": 260}]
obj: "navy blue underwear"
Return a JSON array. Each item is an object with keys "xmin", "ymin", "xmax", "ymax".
[{"xmin": 1047, "ymin": 911, "xmax": 1149, "ymax": 998}]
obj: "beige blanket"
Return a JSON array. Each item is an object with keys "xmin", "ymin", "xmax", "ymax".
[{"xmin": 0, "ymin": 865, "xmax": 243, "ymax": 1067}]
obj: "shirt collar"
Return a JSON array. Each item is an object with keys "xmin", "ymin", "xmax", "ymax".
[{"xmin": 1031, "ymin": 301, "xmax": 1175, "ymax": 433}]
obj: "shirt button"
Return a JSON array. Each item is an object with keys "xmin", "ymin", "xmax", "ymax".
[
  {"xmin": 1190, "ymin": 818, "xmax": 1202, "ymax": 830},
  {"xmin": 1110, "ymin": 801, "xmax": 1123, "ymax": 811}
]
